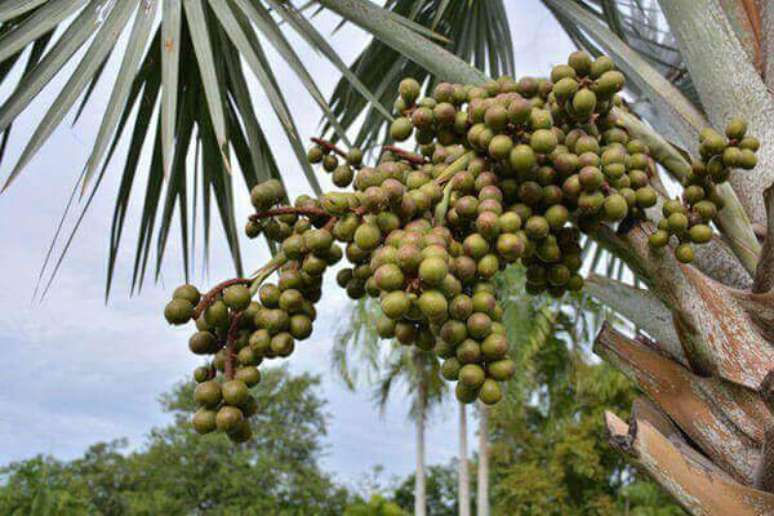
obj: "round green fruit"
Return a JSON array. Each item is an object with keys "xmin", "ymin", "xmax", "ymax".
[
  {"xmin": 192, "ymin": 409, "xmax": 217, "ymax": 434},
  {"xmin": 164, "ymin": 298, "xmax": 194, "ymax": 325},
  {"xmin": 189, "ymin": 331, "xmax": 218, "ymax": 355},
  {"xmin": 235, "ymin": 367, "xmax": 261, "ymax": 387},
  {"xmin": 222, "ymin": 380, "xmax": 250, "ymax": 406},
  {"xmin": 675, "ymin": 243, "xmax": 695, "ymax": 263},
  {"xmin": 479, "ymin": 379, "xmax": 503, "ymax": 405},
  {"xmin": 223, "ymin": 285, "xmax": 251, "ymax": 311},
  {"xmin": 458, "ymin": 364, "xmax": 486, "ymax": 389},
  {"xmin": 441, "ymin": 358, "xmax": 461, "ymax": 381},
  {"xmin": 216, "ymin": 406, "xmax": 244, "ymax": 433},
  {"xmin": 487, "ymin": 359, "xmax": 516, "ymax": 381},
  {"xmin": 173, "ymin": 284, "xmax": 201, "ymax": 305},
  {"xmin": 194, "ymin": 381, "xmax": 222, "ymax": 408}
]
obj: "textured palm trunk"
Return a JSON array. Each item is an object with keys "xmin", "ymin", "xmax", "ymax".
[
  {"xmin": 458, "ymin": 402, "xmax": 471, "ymax": 516},
  {"xmin": 415, "ymin": 382, "xmax": 427, "ymax": 516},
  {"xmin": 585, "ymin": 209, "xmax": 774, "ymax": 514},
  {"xmin": 477, "ymin": 404, "xmax": 490, "ymax": 516}
]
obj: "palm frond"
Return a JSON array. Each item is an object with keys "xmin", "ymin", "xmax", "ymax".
[
  {"xmin": 321, "ymin": 0, "xmax": 514, "ymax": 152},
  {"xmin": 331, "ymin": 298, "xmax": 383, "ymax": 391},
  {"xmin": 0, "ymin": 0, "xmax": 389, "ymax": 296}
]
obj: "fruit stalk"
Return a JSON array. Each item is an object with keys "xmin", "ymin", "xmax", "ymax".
[{"xmin": 193, "ymin": 278, "xmax": 252, "ymax": 320}]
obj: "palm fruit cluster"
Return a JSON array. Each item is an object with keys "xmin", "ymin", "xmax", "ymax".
[
  {"xmin": 307, "ymin": 141, "xmax": 362, "ymax": 188},
  {"xmin": 165, "ymin": 50, "xmax": 760, "ymax": 440},
  {"xmin": 163, "ymin": 179, "xmax": 337, "ymax": 443},
  {"xmin": 647, "ymin": 119, "xmax": 760, "ymax": 261}
]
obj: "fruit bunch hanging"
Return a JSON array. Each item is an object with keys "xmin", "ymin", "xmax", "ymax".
[{"xmin": 163, "ymin": 51, "xmax": 759, "ymax": 443}]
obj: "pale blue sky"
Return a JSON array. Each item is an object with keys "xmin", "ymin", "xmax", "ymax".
[{"xmin": 0, "ymin": 1, "xmax": 574, "ymax": 487}]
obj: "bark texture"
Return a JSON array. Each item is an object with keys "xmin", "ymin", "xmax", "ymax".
[
  {"xmin": 415, "ymin": 384, "xmax": 427, "ymax": 516},
  {"xmin": 605, "ymin": 411, "xmax": 774, "ymax": 514}
]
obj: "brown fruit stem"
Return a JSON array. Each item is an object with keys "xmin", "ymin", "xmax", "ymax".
[
  {"xmin": 224, "ymin": 312, "xmax": 244, "ymax": 380},
  {"xmin": 383, "ymin": 145, "xmax": 427, "ymax": 165},
  {"xmin": 249, "ymin": 206, "xmax": 330, "ymax": 222},
  {"xmin": 310, "ymin": 137, "xmax": 348, "ymax": 159},
  {"xmin": 192, "ymin": 278, "xmax": 252, "ymax": 320}
]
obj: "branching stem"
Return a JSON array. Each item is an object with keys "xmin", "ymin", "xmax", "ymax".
[
  {"xmin": 383, "ymin": 145, "xmax": 427, "ymax": 164},
  {"xmin": 249, "ymin": 207, "xmax": 330, "ymax": 222},
  {"xmin": 193, "ymin": 278, "xmax": 252, "ymax": 320},
  {"xmin": 311, "ymin": 137, "xmax": 348, "ymax": 159}
]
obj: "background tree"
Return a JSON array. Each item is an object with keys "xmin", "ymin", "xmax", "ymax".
[
  {"xmin": 488, "ymin": 267, "xmax": 683, "ymax": 514},
  {"xmin": 336, "ymin": 299, "xmax": 479, "ymax": 515},
  {"xmin": 0, "ymin": 367, "xmax": 351, "ymax": 515}
]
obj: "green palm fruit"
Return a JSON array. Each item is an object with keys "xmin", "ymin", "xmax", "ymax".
[
  {"xmin": 725, "ymin": 118, "xmax": 747, "ymax": 140},
  {"xmin": 381, "ymin": 291, "xmax": 410, "ymax": 319},
  {"xmin": 192, "ymin": 409, "xmax": 217, "ymax": 434},
  {"xmin": 479, "ymin": 379, "xmax": 503, "ymax": 405},
  {"xmin": 235, "ymin": 367, "xmax": 261, "ymax": 387},
  {"xmin": 648, "ymin": 229, "xmax": 670, "ymax": 248},
  {"xmin": 456, "ymin": 339, "xmax": 482, "ymax": 364},
  {"xmin": 204, "ymin": 300, "xmax": 229, "ymax": 329},
  {"xmin": 189, "ymin": 331, "xmax": 218, "ymax": 355},
  {"xmin": 459, "ymin": 364, "xmax": 486, "ymax": 389},
  {"xmin": 173, "ymin": 284, "xmax": 201, "ymax": 305},
  {"xmin": 603, "ymin": 193, "xmax": 628, "ymax": 221},
  {"xmin": 222, "ymin": 380, "xmax": 250, "ymax": 407},
  {"xmin": 455, "ymin": 382, "xmax": 479, "ymax": 404},
  {"xmin": 675, "ymin": 243, "xmax": 695, "ymax": 263},
  {"xmin": 530, "ymin": 129, "xmax": 558, "ymax": 154},
  {"xmin": 487, "ymin": 359, "xmax": 516, "ymax": 381},
  {"xmin": 307, "ymin": 145, "xmax": 324, "ymax": 163},
  {"xmin": 216, "ymin": 406, "xmax": 244, "ymax": 432},
  {"xmin": 572, "ymin": 88, "xmax": 596, "ymax": 118},
  {"xmin": 194, "ymin": 381, "xmax": 222, "ymax": 408},
  {"xmin": 441, "ymin": 358, "xmax": 461, "ymax": 381},
  {"xmin": 223, "ymin": 285, "xmax": 251, "ymax": 311},
  {"xmin": 165, "ymin": 298, "xmax": 194, "ymax": 325},
  {"xmin": 689, "ymin": 224, "xmax": 712, "ymax": 244},
  {"xmin": 390, "ymin": 117, "xmax": 412, "ymax": 141},
  {"xmin": 399, "ymin": 78, "xmax": 420, "ymax": 104}
]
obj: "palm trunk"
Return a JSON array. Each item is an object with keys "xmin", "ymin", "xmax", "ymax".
[
  {"xmin": 458, "ymin": 402, "xmax": 470, "ymax": 516},
  {"xmin": 477, "ymin": 403, "xmax": 490, "ymax": 516},
  {"xmin": 415, "ymin": 381, "xmax": 427, "ymax": 516}
]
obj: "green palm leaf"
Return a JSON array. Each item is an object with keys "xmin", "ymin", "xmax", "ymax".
[
  {"xmin": 321, "ymin": 0, "xmax": 510, "ymax": 150},
  {"xmin": 0, "ymin": 1, "xmax": 397, "ymax": 297}
]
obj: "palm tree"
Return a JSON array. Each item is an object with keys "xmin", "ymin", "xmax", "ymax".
[
  {"xmin": 457, "ymin": 402, "xmax": 470, "ymax": 516},
  {"xmin": 324, "ymin": 2, "xmax": 774, "ymax": 511},
  {"xmin": 5, "ymin": 0, "xmax": 774, "ymax": 512},
  {"xmin": 0, "ymin": 0, "xmax": 511, "ymax": 298},
  {"xmin": 333, "ymin": 300, "xmax": 447, "ymax": 515},
  {"xmin": 476, "ymin": 403, "xmax": 490, "ymax": 516},
  {"xmin": 374, "ymin": 345, "xmax": 446, "ymax": 516}
]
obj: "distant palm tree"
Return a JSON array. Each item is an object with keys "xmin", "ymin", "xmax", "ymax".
[
  {"xmin": 374, "ymin": 345, "xmax": 446, "ymax": 516},
  {"xmin": 457, "ymin": 402, "xmax": 470, "ymax": 516},
  {"xmin": 333, "ymin": 300, "xmax": 447, "ymax": 516}
]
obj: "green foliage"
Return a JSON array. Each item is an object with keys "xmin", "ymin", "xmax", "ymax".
[
  {"xmin": 344, "ymin": 494, "xmax": 407, "ymax": 516},
  {"xmin": 391, "ymin": 461, "xmax": 466, "ymax": 516},
  {"xmin": 0, "ymin": 367, "xmax": 350, "ymax": 515},
  {"xmin": 486, "ymin": 268, "xmax": 684, "ymax": 515}
]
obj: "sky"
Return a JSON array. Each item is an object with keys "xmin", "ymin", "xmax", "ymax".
[{"xmin": 0, "ymin": 0, "xmax": 574, "ymax": 489}]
